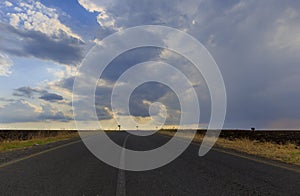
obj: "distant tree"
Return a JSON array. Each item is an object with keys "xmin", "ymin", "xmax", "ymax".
[{"xmin": 118, "ymin": 125, "xmax": 121, "ymax": 131}]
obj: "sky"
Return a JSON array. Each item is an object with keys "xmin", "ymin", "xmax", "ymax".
[{"xmin": 0, "ymin": 0, "xmax": 300, "ymax": 130}]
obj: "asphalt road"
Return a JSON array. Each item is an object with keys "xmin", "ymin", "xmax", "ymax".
[{"xmin": 0, "ymin": 132, "xmax": 299, "ymax": 195}]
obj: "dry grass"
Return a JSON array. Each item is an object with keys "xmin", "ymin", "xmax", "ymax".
[
  {"xmin": 0, "ymin": 132, "xmax": 79, "ymax": 152},
  {"xmin": 160, "ymin": 131, "xmax": 300, "ymax": 166}
]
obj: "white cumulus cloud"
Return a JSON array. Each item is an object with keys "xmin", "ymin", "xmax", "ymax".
[
  {"xmin": 78, "ymin": 0, "xmax": 119, "ymax": 31},
  {"xmin": 7, "ymin": 1, "xmax": 83, "ymax": 41}
]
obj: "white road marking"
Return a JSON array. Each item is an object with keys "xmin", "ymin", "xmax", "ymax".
[{"xmin": 116, "ymin": 134, "xmax": 129, "ymax": 196}]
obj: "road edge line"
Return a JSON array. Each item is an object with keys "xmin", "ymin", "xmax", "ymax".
[{"xmin": 0, "ymin": 139, "xmax": 81, "ymax": 169}]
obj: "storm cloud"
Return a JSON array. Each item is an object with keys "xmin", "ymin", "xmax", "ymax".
[
  {"xmin": 13, "ymin": 86, "xmax": 63, "ymax": 103},
  {"xmin": 13, "ymin": 86, "xmax": 47, "ymax": 98},
  {"xmin": 39, "ymin": 93, "xmax": 63, "ymax": 102},
  {"xmin": 77, "ymin": 0, "xmax": 300, "ymax": 129},
  {"xmin": 0, "ymin": 23, "xmax": 84, "ymax": 65}
]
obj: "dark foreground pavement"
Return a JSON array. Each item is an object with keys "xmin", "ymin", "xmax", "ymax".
[{"xmin": 0, "ymin": 132, "xmax": 299, "ymax": 195}]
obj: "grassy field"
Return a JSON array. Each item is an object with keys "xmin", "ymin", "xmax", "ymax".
[
  {"xmin": 160, "ymin": 130, "xmax": 300, "ymax": 166},
  {"xmin": 0, "ymin": 131, "xmax": 78, "ymax": 152}
]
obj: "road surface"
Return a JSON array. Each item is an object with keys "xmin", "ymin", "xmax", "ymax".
[{"xmin": 0, "ymin": 132, "xmax": 299, "ymax": 195}]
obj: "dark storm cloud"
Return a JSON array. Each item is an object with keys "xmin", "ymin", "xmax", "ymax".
[
  {"xmin": 56, "ymin": 48, "xmax": 162, "ymax": 92},
  {"xmin": 100, "ymin": 47, "xmax": 162, "ymax": 82},
  {"xmin": 56, "ymin": 48, "xmax": 172, "ymax": 120},
  {"xmin": 76, "ymin": 0, "xmax": 300, "ymax": 128},
  {"xmin": 13, "ymin": 86, "xmax": 64, "ymax": 102},
  {"xmin": 194, "ymin": 1, "xmax": 300, "ymax": 128},
  {"xmin": 39, "ymin": 93, "xmax": 63, "ymax": 102},
  {"xmin": 13, "ymin": 86, "xmax": 47, "ymax": 98},
  {"xmin": 0, "ymin": 23, "xmax": 84, "ymax": 65},
  {"xmin": 129, "ymin": 82, "xmax": 174, "ymax": 117}
]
